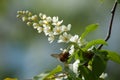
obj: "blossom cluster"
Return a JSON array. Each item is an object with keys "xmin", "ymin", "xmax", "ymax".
[{"xmin": 17, "ymin": 10, "xmax": 86, "ymax": 47}]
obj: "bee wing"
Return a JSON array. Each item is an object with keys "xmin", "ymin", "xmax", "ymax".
[{"xmin": 51, "ymin": 54, "xmax": 59, "ymax": 58}]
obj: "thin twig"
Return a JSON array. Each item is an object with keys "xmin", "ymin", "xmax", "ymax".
[{"xmin": 98, "ymin": 0, "xmax": 118, "ymax": 50}]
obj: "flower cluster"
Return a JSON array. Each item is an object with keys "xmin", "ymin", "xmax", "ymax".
[
  {"xmin": 17, "ymin": 10, "xmax": 86, "ymax": 47},
  {"xmin": 17, "ymin": 10, "xmax": 72, "ymax": 43}
]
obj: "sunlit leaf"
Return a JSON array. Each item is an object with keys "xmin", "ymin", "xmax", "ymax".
[
  {"xmin": 33, "ymin": 73, "xmax": 49, "ymax": 80},
  {"xmin": 33, "ymin": 65, "xmax": 62, "ymax": 80},
  {"xmin": 83, "ymin": 39, "xmax": 107, "ymax": 50},
  {"xmin": 106, "ymin": 50, "xmax": 120, "ymax": 64},
  {"xmin": 46, "ymin": 65, "xmax": 62, "ymax": 77},
  {"xmin": 4, "ymin": 78, "xmax": 17, "ymax": 80},
  {"xmin": 80, "ymin": 24, "xmax": 98, "ymax": 40}
]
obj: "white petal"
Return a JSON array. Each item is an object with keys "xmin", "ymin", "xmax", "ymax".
[
  {"xmin": 46, "ymin": 16, "xmax": 52, "ymax": 22},
  {"xmin": 99, "ymin": 73, "xmax": 108, "ymax": 79},
  {"xmin": 53, "ymin": 26, "xmax": 62, "ymax": 35},
  {"xmin": 73, "ymin": 59, "xmax": 80, "ymax": 74},
  {"xmin": 52, "ymin": 16, "xmax": 58, "ymax": 23},
  {"xmin": 69, "ymin": 45, "xmax": 75, "ymax": 55},
  {"xmin": 67, "ymin": 24, "xmax": 71, "ymax": 31},
  {"xmin": 42, "ymin": 14, "xmax": 46, "ymax": 19},
  {"xmin": 48, "ymin": 35, "xmax": 55, "ymax": 43},
  {"xmin": 37, "ymin": 27, "xmax": 43, "ymax": 33},
  {"xmin": 70, "ymin": 35, "xmax": 79, "ymax": 43},
  {"xmin": 43, "ymin": 25, "xmax": 51, "ymax": 36},
  {"xmin": 58, "ymin": 32, "xmax": 71, "ymax": 43}
]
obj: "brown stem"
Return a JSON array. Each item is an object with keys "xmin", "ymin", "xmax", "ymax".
[{"xmin": 98, "ymin": 0, "xmax": 118, "ymax": 50}]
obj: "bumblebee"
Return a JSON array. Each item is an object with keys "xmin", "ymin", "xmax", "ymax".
[{"xmin": 51, "ymin": 52, "xmax": 69, "ymax": 62}]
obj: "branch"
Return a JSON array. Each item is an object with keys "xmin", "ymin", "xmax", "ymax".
[{"xmin": 98, "ymin": 0, "xmax": 118, "ymax": 50}]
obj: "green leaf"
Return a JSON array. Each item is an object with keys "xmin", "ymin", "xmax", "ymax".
[
  {"xmin": 75, "ymin": 49, "xmax": 82, "ymax": 60},
  {"xmin": 33, "ymin": 73, "xmax": 49, "ymax": 80},
  {"xmin": 98, "ymin": 50, "xmax": 108, "ymax": 61},
  {"xmin": 80, "ymin": 24, "xmax": 98, "ymax": 40},
  {"xmin": 79, "ymin": 66, "xmax": 97, "ymax": 80},
  {"xmin": 92, "ymin": 55, "xmax": 107, "ymax": 78},
  {"xmin": 44, "ymin": 65, "xmax": 62, "ymax": 79},
  {"xmin": 33, "ymin": 65, "xmax": 62, "ymax": 80},
  {"xmin": 83, "ymin": 39, "xmax": 107, "ymax": 50},
  {"xmin": 106, "ymin": 50, "xmax": 120, "ymax": 64}
]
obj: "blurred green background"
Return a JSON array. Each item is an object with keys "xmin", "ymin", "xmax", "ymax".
[{"xmin": 0, "ymin": 0, "xmax": 120, "ymax": 80}]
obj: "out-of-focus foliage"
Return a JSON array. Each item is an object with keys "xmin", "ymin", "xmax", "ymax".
[{"xmin": 4, "ymin": 78, "xmax": 17, "ymax": 80}]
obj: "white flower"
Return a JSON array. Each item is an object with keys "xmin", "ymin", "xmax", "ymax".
[
  {"xmin": 22, "ymin": 17, "xmax": 27, "ymax": 22},
  {"xmin": 33, "ymin": 23, "xmax": 39, "ymax": 29},
  {"xmin": 46, "ymin": 16, "xmax": 52, "ymax": 22},
  {"xmin": 39, "ymin": 13, "xmax": 47, "ymax": 20},
  {"xmin": 28, "ymin": 17, "xmax": 31, "ymax": 20},
  {"xmin": 77, "ymin": 40, "xmax": 83, "ymax": 47},
  {"xmin": 39, "ymin": 20, "xmax": 43, "ymax": 24},
  {"xmin": 69, "ymin": 45, "xmax": 75, "ymax": 55},
  {"xmin": 26, "ymin": 22, "xmax": 31, "ymax": 26},
  {"xmin": 52, "ymin": 20, "xmax": 63, "ymax": 26},
  {"xmin": 39, "ymin": 13, "xmax": 43, "ymax": 18},
  {"xmin": 31, "ymin": 15, "xmax": 38, "ymax": 21},
  {"xmin": 70, "ymin": 35, "xmax": 79, "ymax": 43},
  {"xmin": 48, "ymin": 35, "xmax": 55, "ymax": 43},
  {"xmin": 42, "ymin": 16, "xmax": 52, "ymax": 24},
  {"xmin": 52, "ymin": 16, "xmax": 63, "ymax": 26},
  {"xmin": 58, "ymin": 32, "xmax": 72, "ymax": 43},
  {"xmin": 99, "ymin": 73, "xmax": 108, "ymax": 79},
  {"xmin": 43, "ymin": 20, "xmax": 48, "ymax": 24},
  {"xmin": 52, "ymin": 16, "xmax": 59, "ymax": 23},
  {"xmin": 16, "ymin": 15, "xmax": 20, "ymax": 18},
  {"xmin": 67, "ymin": 24, "xmax": 71, "ymax": 31},
  {"xmin": 43, "ymin": 24, "xmax": 52, "ymax": 36},
  {"xmin": 37, "ymin": 27, "xmax": 43, "ymax": 33},
  {"xmin": 73, "ymin": 59, "xmax": 80, "ymax": 74},
  {"xmin": 69, "ymin": 59, "xmax": 80, "ymax": 75},
  {"xmin": 42, "ymin": 14, "xmax": 47, "ymax": 19},
  {"xmin": 53, "ymin": 26, "xmax": 62, "ymax": 35},
  {"xmin": 61, "ymin": 24, "xmax": 71, "ymax": 32}
]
